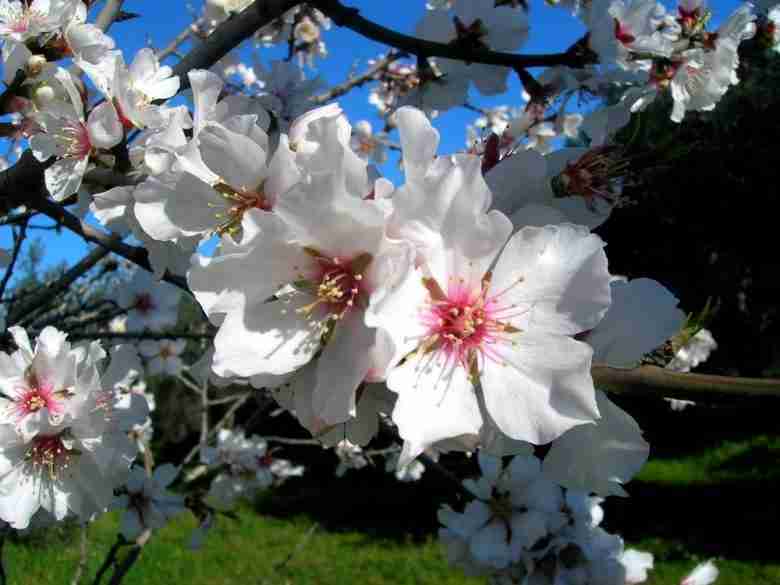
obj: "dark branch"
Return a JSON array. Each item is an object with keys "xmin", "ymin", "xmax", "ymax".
[
  {"xmin": 313, "ymin": 0, "xmax": 590, "ymax": 69},
  {"xmin": 593, "ymin": 364, "xmax": 780, "ymax": 402},
  {"xmin": 7, "ymin": 246, "xmax": 111, "ymax": 327},
  {"xmin": 171, "ymin": 0, "xmax": 301, "ymax": 92},
  {"xmin": 29, "ymin": 196, "xmax": 188, "ymax": 291},
  {"xmin": 0, "ymin": 218, "xmax": 28, "ymax": 302}
]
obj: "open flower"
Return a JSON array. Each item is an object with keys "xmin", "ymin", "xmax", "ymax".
[
  {"xmin": 0, "ymin": 327, "xmax": 140, "ymax": 529},
  {"xmin": 118, "ymin": 464, "xmax": 185, "ymax": 540},
  {"xmin": 189, "ymin": 165, "xmax": 406, "ymax": 425},
  {"xmin": 29, "ymin": 68, "xmax": 122, "ymax": 200},
  {"xmin": 368, "ymin": 108, "xmax": 612, "ymax": 463}
]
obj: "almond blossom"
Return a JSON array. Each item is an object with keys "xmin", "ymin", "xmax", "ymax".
[
  {"xmin": 370, "ymin": 108, "xmax": 612, "ymax": 463},
  {"xmin": 0, "ymin": 327, "xmax": 143, "ymax": 529},
  {"xmin": 117, "ymin": 464, "xmax": 185, "ymax": 540},
  {"xmin": 188, "ymin": 164, "xmax": 407, "ymax": 424},
  {"xmin": 115, "ymin": 269, "xmax": 181, "ymax": 332},
  {"xmin": 29, "ymin": 68, "xmax": 123, "ymax": 200}
]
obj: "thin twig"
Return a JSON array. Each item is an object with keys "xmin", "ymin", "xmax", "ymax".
[
  {"xmin": 107, "ymin": 529, "xmax": 150, "ymax": 585},
  {"xmin": 181, "ymin": 392, "xmax": 253, "ymax": 465},
  {"xmin": 70, "ymin": 523, "xmax": 90, "ymax": 585},
  {"xmin": 264, "ymin": 436, "xmax": 322, "ymax": 446},
  {"xmin": 0, "ymin": 217, "xmax": 28, "ymax": 303},
  {"xmin": 8, "ymin": 246, "xmax": 111, "ymax": 327},
  {"xmin": 29, "ymin": 197, "xmax": 188, "ymax": 291},
  {"xmin": 312, "ymin": 51, "xmax": 406, "ymax": 105},
  {"xmin": 273, "ymin": 523, "xmax": 319, "ymax": 571},
  {"xmin": 0, "ymin": 210, "xmax": 36, "ymax": 226},
  {"xmin": 68, "ymin": 331, "xmax": 214, "ymax": 342},
  {"xmin": 92, "ymin": 537, "xmax": 126, "ymax": 585},
  {"xmin": 156, "ymin": 18, "xmax": 205, "ymax": 61}
]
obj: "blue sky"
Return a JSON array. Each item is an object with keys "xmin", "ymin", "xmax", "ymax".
[{"xmin": 0, "ymin": 0, "xmax": 743, "ymax": 275}]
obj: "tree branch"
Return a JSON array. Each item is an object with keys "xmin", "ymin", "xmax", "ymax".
[
  {"xmin": 312, "ymin": 51, "xmax": 406, "ymax": 105},
  {"xmin": 68, "ymin": 331, "xmax": 213, "ymax": 342},
  {"xmin": 156, "ymin": 18, "xmax": 206, "ymax": 62},
  {"xmin": 313, "ymin": 0, "xmax": 589, "ymax": 69},
  {"xmin": 94, "ymin": 0, "xmax": 126, "ymax": 33},
  {"xmin": 171, "ymin": 0, "xmax": 301, "ymax": 92},
  {"xmin": 29, "ymin": 196, "xmax": 188, "ymax": 291},
  {"xmin": 592, "ymin": 364, "xmax": 780, "ymax": 401},
  {"xmin": 7, "ymin": 246, "xmax": 111, "ymax": 327},
  {"xmin": 0, "ymin": 217, "xmax": 28, "ymax": 302}
]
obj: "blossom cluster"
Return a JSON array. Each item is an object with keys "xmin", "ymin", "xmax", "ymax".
[
  {"xmin": 0, "ymin": 327, "xmax": 147, "ymax": 528},
  {"xmin": 0, "ymin": 0, "xmax": 764, "ymax": 580}
]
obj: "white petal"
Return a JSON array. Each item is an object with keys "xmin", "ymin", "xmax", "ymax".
[
  {"xmin": 542, "ymin": 391, "xmax": 649, "ymax": 496},
  {"xmin": 480, "ymin": 332, "xmax": 599, "ymax": 444},
  {"xmin": 490, "ymin": 224, "xmax": 612, "ymax": 336}
]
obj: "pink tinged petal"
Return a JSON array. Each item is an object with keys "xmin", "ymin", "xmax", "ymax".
[
  {"xmin": 542, "ymin": 391, "xmax": 649, "ymax": 497},
  {"xmin": 387, "ymin": 351, "xmax": 482, "ymax": 465},
  {"xmin": 480, "ymin": 331, "xmax": 599, "ymax": 444},
  {"xmin": 211, "ymin": 296, "xmax": 321, "ymax": 379},
  {"xmin": 489, "ymin": 224, "xmax": 612, "ymax": 336},
  {"xmin": 86, "ymin": 101, "xmax": 123, "ymax": 149},
  {"xmin": 312, "ymin": 310, "xmax": 375, "ymax": 424},
  {"xmin": 681, "ymin": 561, "xmax": 718, "ymax": 585}
]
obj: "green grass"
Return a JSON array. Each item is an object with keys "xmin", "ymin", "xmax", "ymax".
[
  {"xmin": 637, "ymin": 434, "xmax": 780, "ymax": 485},
  {"xmin": 4, "ymin": 422, "xmax": 779, "ymax": 585},
  {"xmin": 6, "ymin": 511, "xmax": 481, "ymax": 585}
]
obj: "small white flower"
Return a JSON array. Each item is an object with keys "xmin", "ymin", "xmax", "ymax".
[
  {"xmin": 138, "ymin": 339, "xmax": 187, "ymax": 377},
  {"xmin": 117, "ymin": 464, "xmax": 185, "ymax": 540}
]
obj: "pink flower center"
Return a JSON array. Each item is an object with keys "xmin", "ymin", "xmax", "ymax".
[
  {"xmin": 613, "ymin": 19, "xmax": 636, "ymax": 45},
  {"xmin": 296, "ymin": 251, "xmax": 372, "ymax": 326},
  {"xmin": 26, "ymin": 434, "xmax": 74, "ymax": 480},
  {"xmin": 13, "ymin": 380, "xmax": 62, "ymax": 420},
  {"xmin": 553, "ymin": 147, "xmax": 629, "ymax": 212},
  {"xmin": 134, "ymin": 293, "xmax": 156, "ymax": 314},
  {"xmin": 417, "ymin": 275, "xmax": 522, "ymax": 373},
  {"xmin": 60, "ymin": 121, "xmax": 92, "ymax": 159},
  {"xmin": 212, "ymin": 181, "xmax": 272, "ymax": 237}
]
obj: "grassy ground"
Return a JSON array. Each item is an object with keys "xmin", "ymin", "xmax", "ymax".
[{"xmin": 4, "ymin": 401, "xmax": 779, "ymax": 585}]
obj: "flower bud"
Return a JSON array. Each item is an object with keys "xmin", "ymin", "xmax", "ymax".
[
  {"xmin": 25, "ymin": 55, "xmax": 47, "ymax": 78},
  {"xmin": 33, "ymin": 85, "xmax": 56, "ymax": 108}
]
